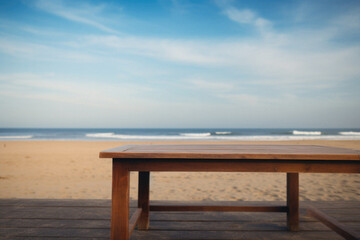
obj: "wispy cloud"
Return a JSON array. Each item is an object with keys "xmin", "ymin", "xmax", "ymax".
[
  {"xmin": 83, "ymin": 35, "xmax": 220, "ymax": 65},
  {"xmin": 223, "ymin": 8, "xmax": 256, "ymax": 24},
  {"xmin": 1, "ymin": 0, "xmax": 359, "ymax": 127},
  {"xmin": 33, "ymin": 0, "xmax": 119, "ymax": 34},
  {"xmin": 220, "ymin": 5, "xmax": 273, "ymax": 38},
  {"xmin": 2, "ymin": 29, "xmax": 359, "ymax": 92},
  {"xmin": 217, "ymin": 93, "xmax": 261, "ymax": 106},
  {"xmin": 78, "ymin": 32, "xmax": 360, "ymax": 90},
  {"xmin": 187, "ymin": 78, "xmax": 235, "ymax": 93},
  {"xmin": 3, "ymin": 1, "xmax": 358, "ymax": 92},
  {"xmin": 0, "ymin": 73, "xmax": 155, "ymax": 108},
  {"xmin": 0, "ymin": 37, "xmax": 97, "ymax": 62},
  {"xmin": 1, "ymin": 1, "xmax": 359, "ymax": 124}
]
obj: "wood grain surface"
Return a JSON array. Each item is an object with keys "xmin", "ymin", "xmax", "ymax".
[
  {"xmin": 100, "ymin": 144, "xmax": 360, "ymax": 161},
  {"xmin": 1, "ymin": 199, "xmax": 359, "ymax": 240}
]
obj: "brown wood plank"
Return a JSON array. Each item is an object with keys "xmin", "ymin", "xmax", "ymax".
[
  {"xmin": 0, "ymin": 218, "xmax": 111, "ymax": 228},
  {"xmin": 131, "ymin": 230, "xmax": 344, "ymax": 240},
  {"xmin": 287, "ymin": 173, "xmax": 299, "ymax": 231},
  {"xmin": 111, "ymin": 159, "xmax": 130, "ymax": 240},
  {"xmin": 1, "ymin": 209, "xmax": 358, "ymax": 222},
  {"xmin": 0, "ymin": 200, "xmax": 359, "ymax": 240},
  {"xmin": 149, "ymin": 212, "xmax": 360, "ymax": 222},
  {"xmin": 148, "ymin": 221, "xmax": 360, "ymax": 232},
  {"xmin": 123, "ymin": 147, "xmax": 358, "ymax": 155},
  {"xmin": 99, "ymin": 145, "xmax": 134, "ymax": 156},
  {"xmin": 126, "ymin": 144, "xmax": 354, "ymax": 151},
  {"xmin": 309, "ymin": 208, "xmax": 360, "ymax": 215},
  {"xmin": 1, "ymin": 200, "xmax": 359, "ymax": 210},
  {"xmin": 307, "ymin": 206, "xmax": 360, "ymax": 240},
  {"xmin": 125, "ymin": 159, "xmax": 360, "ymax": 173},
  {"xmin": 149, "ymin": 205, "xmax": 287, "ymax": 212},
  {"xmin": 137, "ymin": 171, "xmax": 150, "ymax": 230},
  {"xmin": 102, "ymin": 144, "xmax": 358, "ymax": 152},
  {"xmin": 1, "ymin": 199, "xmax": 359, "ymax": 209},
  {"xmin": 100, "ymin": 144, "xmax": 360, "ymax": 160},
  {"xmin": 0, "ymin": 228, "xmax": 345, "ymax": 240},
  {"xmin": 0, "ymin": 228, "xmax": 110, "ymax": 238},
  {"xmin": 0, "ymin": 206, "xmax": 111, "ymax": 219},
  {"xmin": 1, "ymin": 205, "xmax": 359, "ymax": 222},
  {"xmin": 0, "ymin": 199, "xmax": 112, "ymax": 207},
  {"xmin": 1, "ymin": 218, "xmax": 359, "ymax": 232},
  {"xmin": 129, "ymin": 208, "xmax": 142, "ymax": 236}
]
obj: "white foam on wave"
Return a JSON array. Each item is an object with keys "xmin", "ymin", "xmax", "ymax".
[
  {"xmin": 215, "ymin": 131, "xmax": 232, "ymax": 135},
  {"xmin": 214, "ymin": 135, "xmax": 360, "ymax": 141},
  {"xmin": 292, "ymin": 130, "xmax": 322, "ymax": 135},
  {"xmin": 86, "ymin": 133, "xmax": 116, "ymax": 138},
  {"xmin": 339, "ymin": 131, "xmax": 360, "ymax": 135},
  {"xmin": 0, "ymin": 135, "xmax": 33, "ymax": 139},
  {"xmin": 180, "ymin": 133, "xmax": 211, "ymax": 137},
  {"xmin": 86, "ymin": 132, "xmax": 212, "ymax": 140},
  {"xmin": 85, "ymin": 132, "xmax": 360, "ymax": 141}
]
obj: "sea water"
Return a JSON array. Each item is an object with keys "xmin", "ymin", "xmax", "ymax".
[{"xmin": 0, "ymin": 128, "xmax": 360, "ymax": 141}]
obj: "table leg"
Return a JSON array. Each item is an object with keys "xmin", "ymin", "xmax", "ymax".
[
  {"xmin": 111, "ymin": 159, "xmax": 130, "ymax": 240},
  {"xmin": 287, "ymin": 173, "xmax": 299, "ymax": 231},
  {"xmin": 138, "ymin": 171, "xmax": 150, "ymax": 230}
]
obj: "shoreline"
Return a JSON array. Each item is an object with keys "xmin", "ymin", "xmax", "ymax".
[{"xmin": 1, "ymin": 140, "xmax": 359, "ymax": 201}]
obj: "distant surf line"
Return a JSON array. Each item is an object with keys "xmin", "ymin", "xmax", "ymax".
[
  {"xmin": 85, "ymin": 132, "xmax": 360, "ymax": 141},
  {"xmin": 1, "ymin": 128, "xmax": 360, "ymax": 140},
  {"xmin": 0, "ymin": 135, "xmax": 33, "ymax": 139}
]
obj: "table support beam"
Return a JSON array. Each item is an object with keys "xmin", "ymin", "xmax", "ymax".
[
  {"xmin": 287, "ymin": 173, "xmax": 299, "ymax": 231},
  {"xmin": 150, "ymin": 205, "xmax": 287, "ymax": 212},
  {"xmin": 111, "ymin": 160, "xmax": 130, "ymax": 240},
  {"xmin": 307, "ymin": 206, "xmax": 360, "ymax": 240},
  {"xmin": 138, "ymin": 171, "xmax": 150, "ymax": 230},
  {"xmin": 129, "ymin": 208, "xmax": 142, "ymax": 236},
  {"xmin": 126, "ymin": 160, "xmax": 360, "ymax": 173}
]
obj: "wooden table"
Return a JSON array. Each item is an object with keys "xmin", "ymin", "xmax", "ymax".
[{"xmin": 100, "ymin": 144, "xmax": 360, "ymax": 240}]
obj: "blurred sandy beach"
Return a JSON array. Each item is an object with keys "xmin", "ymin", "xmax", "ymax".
[{"xmin": 0, "ymin": 140, "xmax": 359, "ymax": 201}]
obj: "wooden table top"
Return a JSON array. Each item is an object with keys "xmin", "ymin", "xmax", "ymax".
[{"xmin": 100, "ymin": 144, "xmax": 360, "ymax": 161}]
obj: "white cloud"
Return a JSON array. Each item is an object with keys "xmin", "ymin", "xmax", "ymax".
[
  {"xmin": 187, "ymin": 78, "xmax": 235, "ymax": 92},
  {"xmin": 0, "ymin": 73, "xmax": 155, "ymax": 109},
  {"xmin": 3, "ymin": 23, "xmax": 360, "ymax": 94},
  {"xmin": 3, "ymin": 1, "xmax": 360, "ymax": 102},
  {"xmin": 223, "ymin": 8, "xmax": 255, "ymax": 24},
  {"xmin": 221, "ymin": 5, "xmax": 273, "ymax": 37},
  {"xmin": 3, "ymin": 28, "xmax": 359, "ymax": 92},
  {"xmin": 218, "ymin": 93, "xmax": 260, "ymax": 105},
  {"xmin": 1, "ymin": 1, "xmax": 359, "ymax": 127},
  {"xmin": 0, "ymin": 38, "xmax": 97, "ymax": 62},
  {"xmin": 90, "ymin": 34, "xmax": 360, "ymax": 88},
  {"xmin": 254, "ymin": 17, "xmax": 272, "ymax": 29},
  {"xmin": 33, "ymin": 0, "xmax": 119, "ymax": 34},
  {"xmin": 84, "ymin": 35, "xmax": 220, "ymax": 65}
]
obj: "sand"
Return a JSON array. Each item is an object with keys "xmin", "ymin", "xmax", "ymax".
[{"xmin": 0, "ymin": 140, "xmax": 359, "ymax": 201}]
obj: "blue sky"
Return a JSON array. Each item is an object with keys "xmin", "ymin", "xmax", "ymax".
[{"xmin": 0, "ymin": 0, "xmax": 359, "ymax": 128}]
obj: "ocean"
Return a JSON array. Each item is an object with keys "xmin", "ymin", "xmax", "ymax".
[{"xmin": 0, "ymin": 128, "xmax": 360, "ymax": 141}]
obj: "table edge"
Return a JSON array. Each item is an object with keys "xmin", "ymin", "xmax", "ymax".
[{"xmin": 99, "ymin": 145, "xmax": 360, "ymax": 161}]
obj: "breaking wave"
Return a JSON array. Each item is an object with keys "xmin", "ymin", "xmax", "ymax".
[
  {"xmin": 0, "ymin": 135, "xmax": 33, "ymax": 139},
  {"xmin": 292, "ymin": 130, "xmax": 322, "ymax": 135},
  {"xmin": 339, "ymin": 131, "xmax": 360, "ymax": 135},
  {"xmin": 86, "ymin": 132, "xmax": 212, "ymax": 140},
  {"xmin": 86, "ymin": 132, "xmax": 360, "ymax": 140},
  {"xmin": 86, "ymin": 133, "xmax": 116, "ymax": 138},
  {"xmin": 215, "ymin": 131, "xmax": 232, "ymax": 135},
  {"xmin": 180, "ymin": 133, "xmax": 211, "ymax": 137}
]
